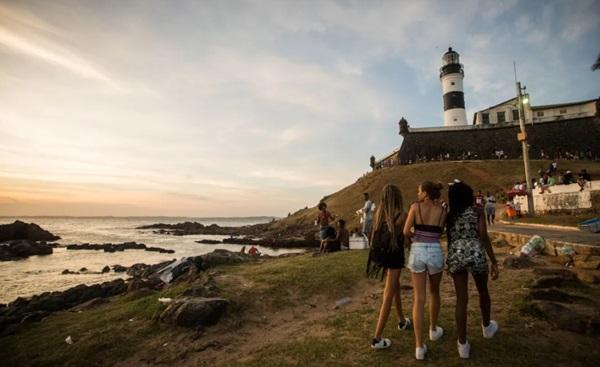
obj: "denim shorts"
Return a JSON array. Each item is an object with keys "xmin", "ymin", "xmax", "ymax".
[{"xmin": 407, "ymin": 242, "xmax": 444, "ymax": 274}]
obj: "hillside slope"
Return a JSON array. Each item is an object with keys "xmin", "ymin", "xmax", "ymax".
[{"xmin": 269, "ymin": 160, "xmax": 600, "ymax": 233}]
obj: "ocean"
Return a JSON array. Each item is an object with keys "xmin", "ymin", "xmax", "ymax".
[{"xmin": 0, "ymin": 216, "xmax": 301, "ymax": 303}]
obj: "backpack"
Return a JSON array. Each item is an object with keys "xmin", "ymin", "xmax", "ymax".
[{"xmin": 366, "ymin": 216, "xmax": 399, "ymax": 280}]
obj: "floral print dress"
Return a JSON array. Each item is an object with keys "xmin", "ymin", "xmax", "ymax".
[{"xmin": 446, "ymin": 207, "xmax": 488, "ymax": 274}]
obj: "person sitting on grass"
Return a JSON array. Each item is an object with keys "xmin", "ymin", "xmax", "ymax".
[
  {"xmin": 320, "ymin": 226, "xmax": 340, "ymax": 253},
  {"xmin": 578, "ymin": 169, "xmax": 591, "ymax": 191},
  {"xmin": 447, "ymin": 181, "xmax": 499, "ymax": 359},
  {"xmin": 248, "ymin": 245, "xmax": 261, "ymax": 256},
  {"xmin": 336, "ymin": 219, "xmax": 350, "ymax": 250}
]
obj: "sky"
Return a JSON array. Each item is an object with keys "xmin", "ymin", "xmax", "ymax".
[{"xmin": 1, "ymin": 0, "xmax": 599, "ymax": 217}]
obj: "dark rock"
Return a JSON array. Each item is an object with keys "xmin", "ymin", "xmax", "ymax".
[
  {"xmin": 66, "ymin": 242, "xmax": 173, "ymax": 254},
  {"xmin": 79, "ymin": 267, "xmax": 88, "ymax": 272},
  {"xmin": 529, "ymin": 301, "xmax": 600, "ymax": 334},
  {"xmin": 528, "ymin": 276, "xmax": 565, "ymax": 289},
  {"xmin": 528, "ymin": 289, "xmax": 578, "ymax": 303},
  {"xmin": 0, "ymin": 279, "xmax": 127, "ymax": 334},
  {"xmin": 503, "ymin": 255, "xmax": 535, "ymax": 269},
  {"xmin": 102, "ymin": 266, "xmax": 110, "ymax": 273},
  {"xmin": 196, "ymin": 239, "xmax": 222, "ymax": 244},
  {"xmin": 0, "ymin": 240, "xmax": 54, "ymax": 261},
  {"xmin": 112, "ymin": 265, "xmax": 127, "ymax": 273},
  {"xmin": 127, "ymin": 277, "xmax": 164, "ymax": 292},
  {"xmin": 160, "ymin": 297, "xmax": 229, "ymax": 328},
  {"xmin": 62, "ymin": 269, "xmax": 79, "ymax": 275},
  {"xmin": 532, "ymin": 267, "xmax": 578, "ymax": 280},
  {"xmin": 200, "ymin": 249, "xmax": 253, "ymax": 268},
  {"xmin": 0, "ymin": 220, "xmax": 60, "ymax": 242}
]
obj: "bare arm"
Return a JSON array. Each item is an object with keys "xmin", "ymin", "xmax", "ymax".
[
  {"xmin": 403, "ymin": 204, "xmax": 416, "ymax": 240},
  {"xmin": 478, "ymin": 208, "xmax": 499, "ymax": 279}
]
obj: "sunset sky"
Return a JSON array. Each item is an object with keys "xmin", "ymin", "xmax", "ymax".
[{"xmin": 1, "ymin": 0, "xmax": 599, "ymax": 217}]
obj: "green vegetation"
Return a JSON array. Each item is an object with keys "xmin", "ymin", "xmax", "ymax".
[{"xmin": 2, "ymin": 249, "xmax": 599, "ymax": 366}]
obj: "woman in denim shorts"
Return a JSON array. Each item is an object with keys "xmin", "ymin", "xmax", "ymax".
[{"xmin": 403, "ymin": 181, "xmax": 447, "ymax": 360}]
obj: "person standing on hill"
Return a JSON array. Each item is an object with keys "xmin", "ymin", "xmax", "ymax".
[
  {"xmin": 403, "ymin": 181, "xmax": 447, "ymax": 360},
  {"xmin": 367, "ymin": 185, "xmax": 411, "ymax": 350},
  {"xmin": 362, "ymin": 192, "xmax": 375, "ymax": 237},
  {"xmin": 316, "ymin": 202, "xmax": 335, "ymax": 240},
  {"xmin": 484, "ymin": 192, "xmax": 496, "ymax": 225},
  {"xmin": 446, "ymin": 181, "xmax": 499, "ymax": 359}
]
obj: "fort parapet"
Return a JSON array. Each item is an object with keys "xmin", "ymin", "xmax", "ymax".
[{"xmin": 391, "ymin": 116, "xmax": 600, "ymax": 165}]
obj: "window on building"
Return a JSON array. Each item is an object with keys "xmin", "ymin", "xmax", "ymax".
[
  {"xmin": 536, "ymin": 111, "xmax": 544, "ymax": 117},
  {"xmin": 512, "ymin": 109, "xmax": 519, "ymax": 121},
  {"xmin": 482, "ymin": 113, "xmax": 489, "ymax": 124},
  {"xmin": 559, "ymin": 108, "xmax": 567, "ymax": 114},
  {"xmin": 497, "ymin": 111, "xmax": 506, "ymax": 123}
]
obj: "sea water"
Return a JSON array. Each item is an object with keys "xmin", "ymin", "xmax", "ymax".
[{"xmin": 0, "ymin": 216, "xmax": 302, "ymax": 303}]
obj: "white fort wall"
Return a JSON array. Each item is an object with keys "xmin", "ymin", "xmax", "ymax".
[{"xmin": 514, "ymin": 181, "xmax": 600, "ymax": 214}]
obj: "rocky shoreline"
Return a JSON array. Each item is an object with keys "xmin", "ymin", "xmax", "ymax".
[
  {"xmin": 65, "ymin": 241, "xmax": 175, "ymax": 254},
  {"xmin": 0, "ymin": 249, "xmax": 263, "ymax": 335}
]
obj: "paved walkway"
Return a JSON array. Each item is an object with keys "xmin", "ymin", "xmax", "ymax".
[{"xmin": 490, "ymin": 223, "xmax": 600, "ymax": 246}]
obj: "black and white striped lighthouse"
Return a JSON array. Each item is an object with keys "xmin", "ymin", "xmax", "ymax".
[{"xmin": 440, "ymin": 47, "xmax": 468, "ymax": 127}]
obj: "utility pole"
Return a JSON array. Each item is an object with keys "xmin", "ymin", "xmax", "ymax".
[{"xmin": 516, "ymin": 81, "xmax": 535, "ymax": 215}]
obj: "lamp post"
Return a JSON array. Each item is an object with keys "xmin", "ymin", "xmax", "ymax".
[{"xmin": 516, "ymin": 81, "xmax": 535, "ymax": 215}]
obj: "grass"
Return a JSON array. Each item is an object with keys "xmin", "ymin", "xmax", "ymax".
[{"xmin": 1, "ymin": 250, "xmax": 599, "ymax": 366}]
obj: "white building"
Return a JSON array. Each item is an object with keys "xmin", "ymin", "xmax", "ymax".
[{"xmin": 473, "ymin": 97, "xmax": 598, "ymax": 125}]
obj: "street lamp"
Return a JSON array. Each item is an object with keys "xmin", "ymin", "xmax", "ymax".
[{"xmin": 516, "ymin": 82, "xmax": 535, "ymax": 215}]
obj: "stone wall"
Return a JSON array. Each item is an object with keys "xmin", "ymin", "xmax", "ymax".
[
  {"xmin": 398, "ymin": 116, "xmax": 600, "ymax": 164},
  {"xmin": 514, "ymin": 181, "xmax": 600, "ymax": 214}
]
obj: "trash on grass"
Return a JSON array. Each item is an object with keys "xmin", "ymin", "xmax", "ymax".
[
  {"xmin": 520, "ymin": 235, "xmax": 545, "ymax": 257},
  {"xmin": 158, "ymin": 297, "xmax": 173, "ymax": 304},
  {"xmin": 334, "ymin": 297, "xmax": 351, "ymax": 309},
  {"xmin": 557, "ymin": 245, "xmax": 576, "ymax": 257},
  {"xmin": 65, "ymin": 336, "xmax": 73, "ymax": 345}
]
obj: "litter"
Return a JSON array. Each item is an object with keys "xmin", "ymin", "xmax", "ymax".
[
  {"xmin": 128, "ymin": 318, "xmax": 135, "ymax": 322},
  {"xmin": 520, "ymin": 235, "xmax": 545, "ymax": 257},
  {"xmin": 158, "ymin": 298, "xmax": 173, "ymax": 304},
  {"xmin": 65, "ymin": 336, "xmax": 73, "ymax": 345},
  {"xmin": 334, "ymin": 297, "xmax": 351, "ymax": 309},
  {"xmin": 557, "ymin": 245, "xmax": 576, "ymax": 257},
  {"xmin": 578, "ymin": 218, "xmax": 600, "ymax": 233}
]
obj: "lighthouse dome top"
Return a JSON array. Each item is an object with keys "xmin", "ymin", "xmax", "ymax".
[{"xmin": 442, "ymin": 47, "xmax": 460, "ymax": 66}]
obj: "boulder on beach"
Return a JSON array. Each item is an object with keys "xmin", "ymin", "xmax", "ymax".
[
  {"xmin": 159, "ymin": 297, "xmax": 229, "ymax": 328},
  {"xmin": 0, "ymin": 220, "xmax": 60, "ymax": 242},
  {"xmin": 0, "ymin": 240, "xmax": 54, "ymax": 261}
]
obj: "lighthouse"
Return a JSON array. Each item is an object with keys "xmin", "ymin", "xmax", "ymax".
[{"xmin": 440, "ymin": 47, "xmax": 468, "ymax": 127}]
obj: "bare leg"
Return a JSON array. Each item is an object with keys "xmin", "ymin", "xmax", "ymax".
[
  {"xmin": 452, "ymin": 271, "xmax": 469, "ymax": 344},
  {"xmin": 374, "ymin": 269, "xmax": 401, "ymax": 338},
  {"xmin": 411, "ymin": 271, "xmax": 427, "ymax": 348},
  {"xmin": 393, "ymin": 273, "xmax": 406, "ymax": 321},
  {"xmin": 428, "ymin": 271, "xmax": 443, "ymax": 332},
  {"xmin": 473, "ymin": 272, "xmax": 491, "ymax": 326}
]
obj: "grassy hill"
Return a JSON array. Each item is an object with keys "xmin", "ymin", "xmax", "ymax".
[{"xmin": 268, "ymin": 160, "xmax": 600, "ymax": 233}]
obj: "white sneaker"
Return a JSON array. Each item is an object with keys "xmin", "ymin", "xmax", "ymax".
[
  {"xmin": 429, "ymin": 325, "xmax": 444, "ymax": 341},
  {"xmin": 457, "ymin": 340, "xmax": 470, "ymax": 359},
  {"xmin": 482, "ymin": 320, "xmax": 498, "ymax": 339},
  {"xmin": 397, "ymin": 318, "xmax": 411, "ymax": 331},
  {"xmin": 371, "ymin": 337, "xmax": 391, "ymax": 349},
  {"xmin": 415, "ymin": 344, "xmax": 427, "ymax": 360}
]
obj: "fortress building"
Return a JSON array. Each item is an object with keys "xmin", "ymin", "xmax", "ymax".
[{"xmin": 370, "ymin": 48, "xmax": 600, "ymax": 170}]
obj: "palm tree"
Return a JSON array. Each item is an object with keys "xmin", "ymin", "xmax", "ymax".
[{"xmin": 592, "ymin": 52, "xmax": 600, "ymax": 71}]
